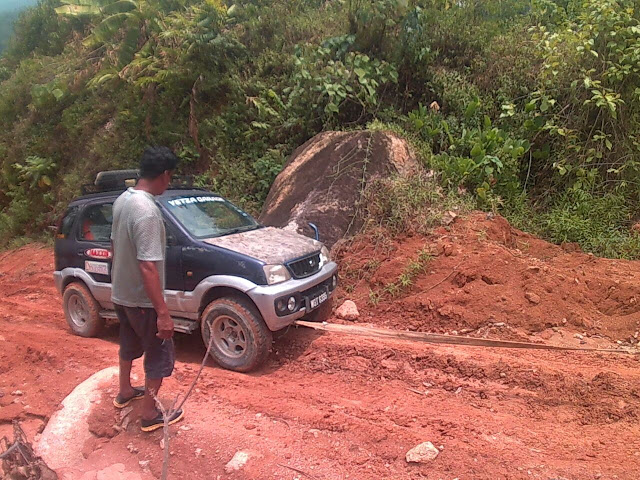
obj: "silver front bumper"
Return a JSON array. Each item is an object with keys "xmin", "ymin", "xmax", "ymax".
[{"xmin": 248, "ymin": 261, "xmax": 338, "ymax": 331}]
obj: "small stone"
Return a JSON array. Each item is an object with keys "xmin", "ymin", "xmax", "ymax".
[
  {"xmin": 244, "ymin": 423, "xmax": 257, "ymax": 430},
  {"xmin": 160, "ymin": 438, "xmax": 165, "ymax": 450},
  {"xmin": 308, "ymin": 429, "xmax": 321, "ymax": 438},
  {"xmin": 195, "ymin": 448, "xmax": 203, "ymax": 457},
  {"xmin": 11, "ymin": 390, "xmax": 23, "ymax": 396},
  {"xmin": 442, "ymin": 211, "xmax": 458, "ymax": 226},
  {"xmin": 562, "ymin": 318, "xmax": 567, "ymax": 325},
  {"xmin": 127, "ymin": 443, "xmax": 138, "ymax": 454},
  {"xmin": 525, "ymin": 292, "xmax": 540, "ymax": 305},
  {"xmin": 139, "ymin": 460, "xmax": 150, "ymax": 472},
  {"xmin": 179, "ymin": 425, "xmax": 192, "ymax": 431},
  {"xmin": 500, "ymin": 372, "xmax": 507, "ymax": 378},
  {"xmin": 336, "ymin": 300, "xmax": 359, "ymax": 321},
  {"xmin": 225, "ymin": 451, "xmax": 251, "ymax": 473},
  {"xmin": 406, "ymin": 442, "xmax": 440, "ymax": 463},
  {"xmin": 574, "ymin": 334, "xmax": 584, "ymax": 340}
]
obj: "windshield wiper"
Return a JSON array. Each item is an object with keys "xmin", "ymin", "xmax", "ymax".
[{"xmin": 222, "ymin": 225, "xmax": 261, "ymax": 236}]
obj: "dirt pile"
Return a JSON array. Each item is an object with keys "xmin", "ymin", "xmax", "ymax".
[
  {"xmin": 335, "ymin": 212, "xmax": 640, "ymax": 342},
  {"xmin": 259, "ymin": 130, "xmax": 419, "ymax": 247}
]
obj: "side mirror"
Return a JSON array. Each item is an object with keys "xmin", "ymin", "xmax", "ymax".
[{"xmin": 308, "ymin": 223, "xmax": 319, "ymax": 241}]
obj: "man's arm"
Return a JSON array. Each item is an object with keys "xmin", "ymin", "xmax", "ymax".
[{"xmin": 139, "ymin": 260, "xmax": 174, "ymax": 339}]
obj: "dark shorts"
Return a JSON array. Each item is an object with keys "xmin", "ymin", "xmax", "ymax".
[{"xmin": 114, "ymin": 304, "xmax": 175, "ymax": 379}]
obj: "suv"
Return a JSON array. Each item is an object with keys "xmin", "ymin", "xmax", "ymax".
[{"xmin": 54, "ymin": 171, "xmax": 338, "ymax": 372}]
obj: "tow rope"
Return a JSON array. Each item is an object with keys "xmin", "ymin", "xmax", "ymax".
[{"xmin": 294, "ymin": 320, "xmax": 636, "ymax": 354}]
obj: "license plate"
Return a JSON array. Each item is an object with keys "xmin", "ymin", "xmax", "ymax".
[
  {"xmin": 85, "ymin": 260, "xmax": 109, "ymax": 276},
  {"xmin": 310, "ymin": 291, "xmax": 328, "ymax": 309}
]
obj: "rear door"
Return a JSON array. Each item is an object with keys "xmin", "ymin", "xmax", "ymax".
[{"xmin": 76, "ymin": 201, "xmax": 114, "ymax": 284}]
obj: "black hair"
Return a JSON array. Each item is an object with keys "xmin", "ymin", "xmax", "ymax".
[{"xmin": 139, "ymin": 146, "xmax": 179, "ymax": 179}]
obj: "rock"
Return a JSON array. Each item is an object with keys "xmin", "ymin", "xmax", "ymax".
[
  {"xmin": 126, "ymin": 443, "xmax": 138, "ymax": 454},
  {"xmin": 429, "ymin": 101, "xmax": 440, "ymax": 111},
  {"xmin": 11, "ymin": 390, "xmax": 23, "ymax": 396},
  {"xmin": 406, "ymin": 441, "xmax": 440, "ymax": 463},
  {"xmin": 336, "ymin": 300, "xmax": 359, "ymax": 321},
  {"xmin": 574, "ymin": 334, "xmax": 584, "ymax": 340},
  {"xmin": 442, "ymin": 211, "xmax": 458, "ymax": 226},
  {"xmin": 260, "ymin": 131, "xmax": 419, "ymax": 247},
  {"xmin": 138, "ymin": 460, "xmax": 150, "ymax": 472},
  {"xmin": 225, "ymin": 451, "xmax": 252, "ymax": 473},
  {"xmin": 195, "ymin": 448, "xmax": 203, "ymax": 457},
  {"xmin": 525, "ymin": 292, "xmax": 540, "ymax": 305},
  {"xmin": 36, "ymin": 367, "xmax": 119, "ymax": 470}
]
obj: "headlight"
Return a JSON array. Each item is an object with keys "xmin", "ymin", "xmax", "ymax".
[
  {"xmin": 263, "ymin": 264, "xmax": 291, "ymax": 285},
  {"xmin": 319, "ymin": 245, "xmax": 330, "ymax": 267}
]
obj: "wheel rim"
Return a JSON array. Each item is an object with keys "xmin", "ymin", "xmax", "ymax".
[
  {"xmin": 68, "ymin": 293, "xmax": 89, "ymax": 328},
  {"xmin": 205, "ymin": 314, "xmax": 248, "ymax": 359}
]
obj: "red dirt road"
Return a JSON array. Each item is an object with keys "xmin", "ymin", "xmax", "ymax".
[{"xmin": 2, "ymin": 223, "xmax": 640, "ymax": 479}]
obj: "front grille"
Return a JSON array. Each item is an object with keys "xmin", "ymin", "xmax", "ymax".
[{"xmin": 287, "ymin": 253, "xmax": 321, "ymax": 279}]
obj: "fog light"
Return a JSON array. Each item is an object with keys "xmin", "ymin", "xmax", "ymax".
[
  {"xmin": 276, "ymin": 299, "xmax": 287, "ymax": 313},
  {"xmin": 332, "ymin": 275, "xmax": 338, "ymax": 289},
  {"xmin": 287, "ymin": 296, "xmax": 297, "ymax": 312}
]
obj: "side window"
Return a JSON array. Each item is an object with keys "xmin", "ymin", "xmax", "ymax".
[
  {"xmin": 79, "ymin": 204, "xmax": 113, "ymax": 242},
  {"xmin": 58, "ymin": 206, "xmax": 79, "ymax": 239}
]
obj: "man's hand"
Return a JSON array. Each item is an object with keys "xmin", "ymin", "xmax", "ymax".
[
  {"xmin": 156, "ymin": 311, "xmax": 174, "ymax": 339},
  {"xmin": 138, "ymin": 260, "xmax": 173, "ymax": 339}
]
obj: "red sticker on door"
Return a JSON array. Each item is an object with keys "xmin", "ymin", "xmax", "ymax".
[{"xmin": 85, "ymin": 248, "xmax": 112, "ymax": 260}]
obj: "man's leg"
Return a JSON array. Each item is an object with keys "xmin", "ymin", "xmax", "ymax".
[
  {"xmin": 119, "ymin": 358, "xmax": 135, "ymax": 398},
  {"xmin": 139, "ymin": 308, "xmax": 183, "ymax": 431},
  {"xmin": 142, "ymin": 377, "xmax": 162, "ymax": 420},
  {"xmin": 114, "ymin": 305, "xmax": 144, "ymax": 401}
]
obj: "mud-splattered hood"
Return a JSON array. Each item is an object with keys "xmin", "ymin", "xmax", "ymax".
[{"xmin": 202, "ymin": 226, "xmax": 322, "ymax": 264}]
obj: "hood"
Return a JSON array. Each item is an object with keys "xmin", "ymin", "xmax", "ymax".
[{"xmin": 202, "ymin": 226, "xmax": 322, "ymax": 264}]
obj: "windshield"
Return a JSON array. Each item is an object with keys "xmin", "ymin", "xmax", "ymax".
[{"xmin": 162, "ymin": 195, "xmax": 259, "ymax": 239}]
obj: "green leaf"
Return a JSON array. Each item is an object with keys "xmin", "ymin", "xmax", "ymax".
[
  {"xmin": 605, "ymin": 139, "xmax": 613, "ymax": 150},
  {"xmin": 102, "ymin": 0, "xmax": 137, "ymax": 15},
  {"xmin": 55, "ymin": 4, "xmax": 101, "ymax": 15},
  {"xmin": 52, "ymin": 88, "xmax": 65, "ymax": 100},
  {"xmin": 354, "ymin": 68, "xmax": 367, "ymax": 78},
  {"xmin": 470, "ymin": 144, "xmax": 483, "ymax": 158}
]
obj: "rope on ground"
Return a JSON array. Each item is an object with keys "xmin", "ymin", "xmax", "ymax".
[{"xmin": 294, "ymin": 320, "xmax": 636, "ymax": 354}]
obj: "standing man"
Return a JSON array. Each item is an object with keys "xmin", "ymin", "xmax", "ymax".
[{"xmin": 110, "ymin": 146, "xmax": 184, "ymax": 432}]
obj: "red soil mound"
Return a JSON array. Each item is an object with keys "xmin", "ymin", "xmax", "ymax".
[{"xmin": 335, "ymin": 212, "xmax": 640, "ymax": 343}]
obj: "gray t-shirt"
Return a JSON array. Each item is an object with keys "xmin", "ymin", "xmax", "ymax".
[{"xmin": 111, "ymin": 188, "xmax": 166, "ymax": 308}]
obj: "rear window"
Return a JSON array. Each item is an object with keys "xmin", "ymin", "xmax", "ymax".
[
  {"xmin": 78, "ymin": 203, "xmax": 113, "ymax": 242},
  {"xmin": 57, "ymin": 206, "xmax": 79, "ymax": 239}
]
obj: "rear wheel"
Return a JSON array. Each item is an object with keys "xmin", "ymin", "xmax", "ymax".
[
  {"xmin": 201, "ymin": 297, "xmax": 272, "ymax": 372},
  {"xmin": 62, "ymin": 282, "xmax": 104, "ymax": 337}
]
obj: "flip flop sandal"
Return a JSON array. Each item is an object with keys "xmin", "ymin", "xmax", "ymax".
[
  {"xmin": 141, "ymin": 408, "xmax": 184, "ymax": 432},
  {"xmin": 113, "ymin": 387, "xmax": 145, "ymax": 408}
]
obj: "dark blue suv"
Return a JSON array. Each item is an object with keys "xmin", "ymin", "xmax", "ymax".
[{"xmin": 54, "ymin": 171, "xmax": 338, "ymax": 371}]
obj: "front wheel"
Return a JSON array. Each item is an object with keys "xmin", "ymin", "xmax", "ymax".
[
  {"xmin": 201, "ymin": 297, "xmax": 272, "ymax": 372},
  {"xmin": 62, "ymin": 282, "xmax": 104, "ymax": 337}
]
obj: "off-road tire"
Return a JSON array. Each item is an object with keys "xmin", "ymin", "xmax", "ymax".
[
  {"xmin": 62, "ymin": 282, "xmax": 104, "ymax": 337},
  {"xmin": 304, "ymin": 297, "xmax": 334, "ymax": 323},
  {"xmin": 200, "ymin": 296, "xmax": 272, "ymax": 372}
]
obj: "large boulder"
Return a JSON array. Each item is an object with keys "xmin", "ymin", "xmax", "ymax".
[{"xmin": 259, "ymin": 131, "xmax": 419, "ymax": 247}]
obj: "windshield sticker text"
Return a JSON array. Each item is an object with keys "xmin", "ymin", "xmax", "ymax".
[{"xmin": 168, "ymin": 196, "xmax": 223, "ymax": 207}]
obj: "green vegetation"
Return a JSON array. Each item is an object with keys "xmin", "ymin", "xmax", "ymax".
[{"xmin": 1, "ymin": 0, "xmax": 640, "ymax": 257}]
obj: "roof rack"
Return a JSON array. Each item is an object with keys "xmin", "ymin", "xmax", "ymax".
[{"xmin": 81, "ymin": 170, "xmax": 196, "ymax": 195}]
